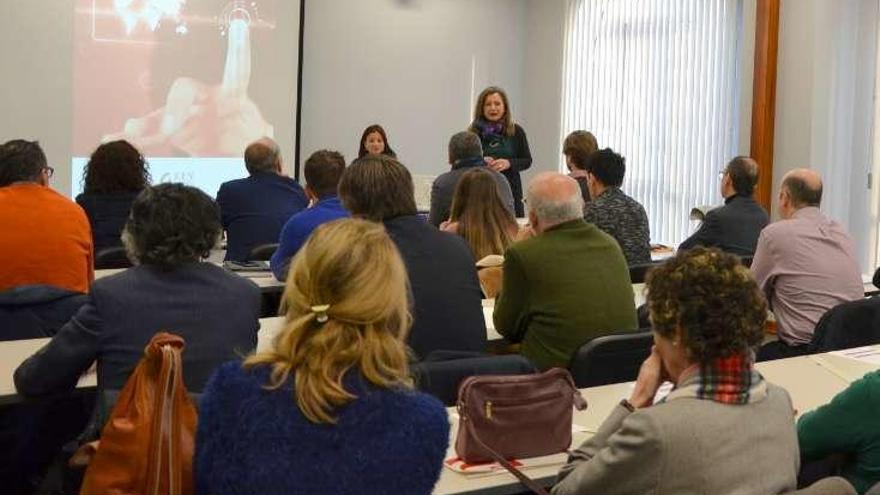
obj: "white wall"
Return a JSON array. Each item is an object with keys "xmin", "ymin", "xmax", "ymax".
[
  {"xmin": 520, "ymin": 0, "xmax": 567, "ymax": 184},
  {"xmin": 773, "ymin": 0, "xmax": 877, "ymax": 271},
  {"xmin": 0, "ymin": 2, "xmax": 74, "ymax": 193},
  {"xmin": 300, "ymin": 0, "xmax": 527, "ymax": 181}
]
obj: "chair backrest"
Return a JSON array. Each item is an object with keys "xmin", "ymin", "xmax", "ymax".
[
  {"xmin": 411, "ymin": 354, "xmax": 537, "ymax": 406},
  {"xmin": 628, "ymin": 262, "xmax": 662, "ymax": 284},
  {"xmin": 784, "ymin": 477, "xmax": 857, "ymax": 495},
  {"xmin": 569, "ymin": 329, "xmax": 654, "ymax": 388},
  {"xmin": 247, "ymin": 243, "xmax": 279, "ymax": 261},
  {"xmin": 811, "ymin": 297, "xmax": 880, "ymax": 353},
  {"xmin": 0, "ymin": 286, "xmax": 89, "ymax": 340},
  {"xmin": 95, "ymin": 247, "xmax": 133, "ymax": 270}
]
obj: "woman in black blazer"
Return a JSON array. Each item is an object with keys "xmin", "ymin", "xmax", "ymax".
[{"xmin": 469, "ymin": 86, "xmax": 532, "ymax": 217}]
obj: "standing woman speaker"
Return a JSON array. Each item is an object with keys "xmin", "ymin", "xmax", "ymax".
[{"xmin": 469, "ymin": 86, "xmax": 532, "ymax": 217}]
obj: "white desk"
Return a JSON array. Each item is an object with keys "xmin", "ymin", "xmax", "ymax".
[
  {"xmin": 432, "ymin": 352, "xmax": 870, "ymax": 495},
  {"xmin": 809, "ymin": 345, "xmax": 880, "ymax": 384},
  {"xmin": 258, "ymin": 310, "xmax": 506, "ymax": 352},
  {"xmin": 95, "ymin": 265, "xmax": 286, "ymax": 293},
  {"xmin": 0, "ymin": 338, "xmax": 97, "ymax": 405}
]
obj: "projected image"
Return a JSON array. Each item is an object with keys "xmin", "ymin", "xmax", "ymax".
[{"xmin": 73, "ymin": 0, "xmax": 290, "ymax": 196}]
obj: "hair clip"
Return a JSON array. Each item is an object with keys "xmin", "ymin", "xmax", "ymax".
[{"xmin": 310, "ymin": 304, "xmax": 330, "ymax": 323}]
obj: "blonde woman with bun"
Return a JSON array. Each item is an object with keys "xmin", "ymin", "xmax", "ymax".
[{"xmin": 195, "ymin": 218, "xmax": 449, "ymax": 495}]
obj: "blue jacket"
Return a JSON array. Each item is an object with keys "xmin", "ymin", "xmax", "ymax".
[
  {"xmin": 270, "ymin": 196, "xmax": 350, "ymax": 280},
  {"xmin": 195, "ymin": 362, "xmax": 449, "ymax": 495},
  {"xmin": 217, "ymin": 173, "xmax": 308, "ymax": 261},
  {"xmin": 14, "ymin": 263, "xmax": 261, "ymax": 395}
]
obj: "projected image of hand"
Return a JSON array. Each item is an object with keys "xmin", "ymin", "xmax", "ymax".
[{"xmin": 103, "ymin": 16, "xmax": 273, "ymax": 156}]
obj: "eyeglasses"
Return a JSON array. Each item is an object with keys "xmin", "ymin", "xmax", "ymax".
[{"xmin": 43, "ymin": 166, "xmax": 54, "ymax": 178}]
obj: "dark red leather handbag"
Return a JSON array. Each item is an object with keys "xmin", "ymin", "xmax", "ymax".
[{"xmin": 455, "ymin": 367, "xmax": 587, "ymax": 494}]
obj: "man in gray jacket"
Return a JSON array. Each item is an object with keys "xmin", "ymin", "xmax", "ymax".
[{"xmin": 428, "ymin": 131, "xmax": 514, "ymax": 227}]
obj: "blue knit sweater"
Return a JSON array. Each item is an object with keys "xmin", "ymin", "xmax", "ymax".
[{"xmin": 195, "ymin": 362, "xmax": 450, "ymax": 494}]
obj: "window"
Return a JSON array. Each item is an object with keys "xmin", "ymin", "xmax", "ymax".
[{"xmin": 562, "ymin": 0, "xmax": 744, "ymax": 245}]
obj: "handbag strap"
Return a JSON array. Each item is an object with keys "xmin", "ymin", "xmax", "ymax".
[{"xmin": 463, "ymin": 417, "xmax": 551, "ymax": 495}]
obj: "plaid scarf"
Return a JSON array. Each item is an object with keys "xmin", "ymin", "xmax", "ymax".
[
  {"xmin": 473, "ymin": 118, "xmax": 505, "ymax": 139},
  {"xmin": 664, "ymin": 353, "xmax": 767, "ymax": 405}
]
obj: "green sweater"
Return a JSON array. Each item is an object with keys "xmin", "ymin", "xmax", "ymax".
[
  {"xmin": 494, "ymin": 219, "xmax": 638, "ymax": 370},
  {"xmin": 797, "ymin": 370, "xmax": 880, "ymax": 494}
]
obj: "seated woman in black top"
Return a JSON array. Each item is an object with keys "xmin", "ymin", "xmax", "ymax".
[{"xmin": 76, "ymin": 140, "xmax": 150, "ymax": 254}]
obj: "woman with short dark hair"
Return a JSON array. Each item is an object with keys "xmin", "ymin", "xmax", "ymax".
[
  {"xmin": 76, "ymin": 140, "xmax": 150, "ymax": 254},
  {"xmin": 562, "ymin": 130, "xmax": 597, "ymax": 204},
  {"xmin": 15, "ymin": 183, "xmax": 261, "ymax": 400},
  {"xmin": 552, "ymin": 247, "xmax": 799, "ymax": 495}
]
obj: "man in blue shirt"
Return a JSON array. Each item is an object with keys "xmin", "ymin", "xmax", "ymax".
[
  {"xmin": 270, "ymin": 150, "xmax": 349, "ymax": 280},
  {"xmin": 217, "ymin": 138, "xmax": 308, "ymax": 261}
]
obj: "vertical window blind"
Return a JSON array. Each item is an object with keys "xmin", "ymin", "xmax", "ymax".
[{"xmin": 561, "ymin": 0, "xmax": 744, "ymax": 245}]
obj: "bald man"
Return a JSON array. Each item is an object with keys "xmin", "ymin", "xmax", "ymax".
[
  {"xmin": 216, "ymin": 138, "xmax": 308, "ymax": 261},
  {"xmin": 679, "ymin": 156, "xmax": 769, "ymax": 255},
  {"xmin": 752, "ymin": 169, "xmax": 863, "ymax": 360},
  {"xmin": 494, "ymin": 172, "xmax": 638, "ymax": 370}
]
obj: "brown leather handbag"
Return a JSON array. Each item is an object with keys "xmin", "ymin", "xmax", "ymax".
[
  {"xmin": 76, "ymin": 332, "xmax": 198, "ymax": 495},
  {"xmin": 455, "ymin": 367, "xmax": 587, "ymax": 494}
]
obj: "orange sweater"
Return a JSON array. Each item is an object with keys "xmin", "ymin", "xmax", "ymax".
[{"xmin": 0, "ymin": 183, "xmax": 94, "ymax": 293}]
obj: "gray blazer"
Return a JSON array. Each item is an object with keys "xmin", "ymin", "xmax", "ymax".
[
  {"xmin": 428, "ymin": 157, "xmax": 515, "ymax": 227},
  {"xmin": 552, "ymin": 383, "xmax": 800, "ymax": 495}
]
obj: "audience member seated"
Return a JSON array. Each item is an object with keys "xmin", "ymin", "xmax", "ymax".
[
  {"xmin": 0, "ymin": 140, "xmax": 93, "ymax": 294},
  {"xmin": 440, "ymin": 168, "xmax": 518, "ymax": 261},
  {"xmin": 494, "ymin": 172, "xmax": 637, "ymax": 370},
  {"xmin": 217, "ymin": 138, "xmax": 307, "ymax": 261},
  {"xmin": 358, "ymin": 124, "xmax": 397, "ymax": 158},
  {"xmin": 552, "ymin": 248, "xmax": 799, "ymax": 495},
  {"xmin": 582, "ymin": 148, "xmax": 652, "ymax": 265},
  {"xmin": 679, "ymin": 156, "xmax": 769, "ymax": 256},
  {"xmin": 270, "ymin": 150, "xmax": 349, "ymax": 280},
  {"xmin": 562, "ymin": 130, "xmax": 598, "ymax": 205},
  {"xmin": 798, "ymin": 370, "xmax": 880, "ymax": 494},
  {"xmin": 75, "ymin": 140, "xmax": 150, "ymax": 254},
  {"xmin": 752, "ymin": 169, "xmax": 863, "ymax": 360},
  {"xmin": 429, "ymin": 131, "xmax": 513, "ymax": 227},
  {"xmin": 195, "ymin": 219, "xmax": 449, "ymax": 494},
  {"xmin": 338, "ymin": 154, "xmax": 487, "ymax": 359},
  {"xmin": 14, "ymin": 184, "xmax": 261, "ymax": 401}
]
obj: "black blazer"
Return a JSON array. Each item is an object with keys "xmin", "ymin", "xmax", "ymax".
[
  {"xmin": 14, "ymin": 263, "xmax": 261, "ymax": 395},
  {"xmin": 383, "ymin": 216, "xmax": 487, "ymax": 359},
  {"xmin": 678, "ymin": 195, "xmax": 769, "ymax": 256}
]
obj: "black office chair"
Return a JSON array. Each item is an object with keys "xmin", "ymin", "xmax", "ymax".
[
  {"xmin": 95, "ymin": 246, "xmax": 132, "ymax": 270},
  {"xmin": 0, "ymin": 285, "xmax": 88, "ymax": 340},
  {"xmin": 247, "ymin": 243, "xmax": 278, "ymax": 261},
  {"xmin": 411, "ymin": 353, "xmax": 537, "ymax": 406},
  {"xmin": 810, "ymin": 297, "xmax": 880, "ymax": 353},
  {"xmin": 628, "ymin": 261, "xmax": 663, "ymax": 284},
  {"xmin": 569, "ymin": 330, "xmax": 654, "ymax": 388}
]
